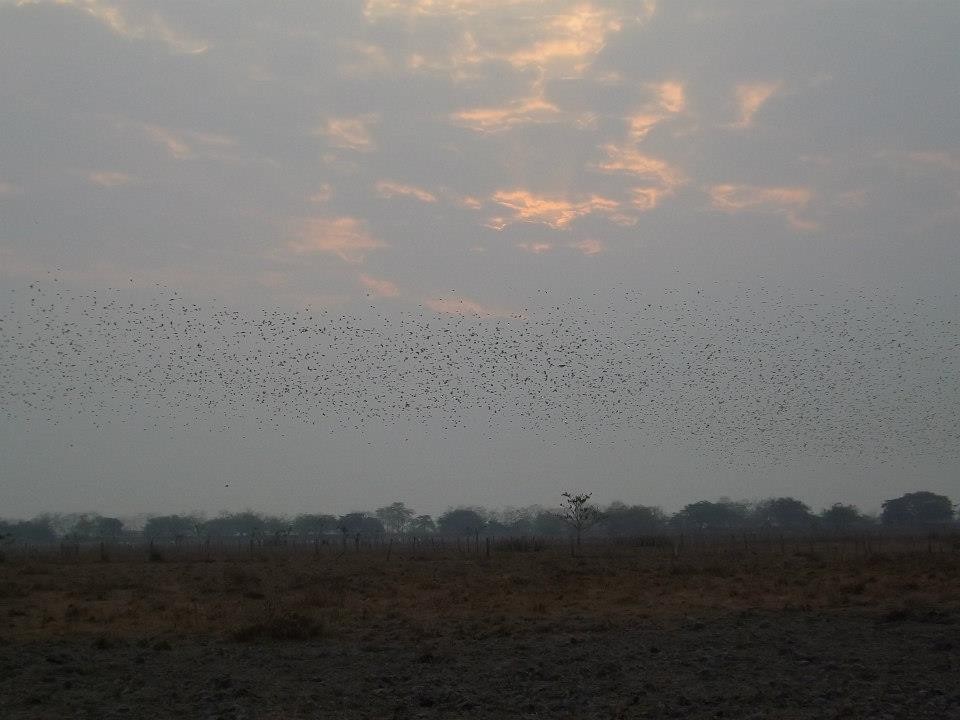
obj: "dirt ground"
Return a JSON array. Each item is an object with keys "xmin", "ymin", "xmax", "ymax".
[{"xmin": 1, "ymin": 542, "xmax": 958, "ymax": 718}]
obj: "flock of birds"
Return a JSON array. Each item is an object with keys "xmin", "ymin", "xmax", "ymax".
[{"xmin": 1, "ymin": 277, "xmax": 958, "ymax": 468}]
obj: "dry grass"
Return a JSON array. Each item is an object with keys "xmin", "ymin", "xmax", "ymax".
[{"xmin": 1, "ymin": 540, "xmax": 958, "ymax": 643}]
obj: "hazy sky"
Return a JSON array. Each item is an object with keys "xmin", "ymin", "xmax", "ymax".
[{"xmin": 1, "ymin": 1, "xmax": 959, "ymax": 519}]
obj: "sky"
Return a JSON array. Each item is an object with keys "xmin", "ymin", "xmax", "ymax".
[{"xmin": 1, "ymin": 1, "xmax": 959, "ymax": 519}]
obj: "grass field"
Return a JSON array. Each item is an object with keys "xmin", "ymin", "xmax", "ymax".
[{"xmin": 2, "ymin": 535, "xmax": 958, "ymax": 641}]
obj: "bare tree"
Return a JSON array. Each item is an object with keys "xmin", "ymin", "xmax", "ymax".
[{"xmin": 557, "ymin": 491, "xmax": 603, "ymax": 552}]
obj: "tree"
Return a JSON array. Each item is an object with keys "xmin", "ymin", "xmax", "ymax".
[
  {"xmin": 673, "ymin": 500, "xmax": 750, "ymax": 531},
  {"xmin": 337, "ymin": 513, "xmax": 384, "ymax": 537},
  {"xmin": 436, "ymin": 508, "xmax": 485, "ymax": 536},
  {"xmin": 407, "ymin": 515, "xmax": 436, "ymax": 535},
  {"xmin": 375, "ymin": 502, "xmax": 415, "ymax": 534},
  {"xmin": 556, "ymin": 491, "xmax": 603, "ymax": 548},
  {"xmin": 819, "ymin": 503, "xmax": 871, "ymax": 532},
  {"xmin": 603, "ymin": 502, "xmax": 665, "ymax": 536},
  {"xmin": 144, "ymin": 514, "xmax": 199, "ymax": 539},
  {"xmin": 754, "ymin": 497, "xmax": 814, "ymax": 530},
  {"xmin": 881, "ymin": 491, "xmax": 955, "ymax": 528},
  {"xmin": 291, "ymin": 513, "xmax": 336, "ymax": 537}
]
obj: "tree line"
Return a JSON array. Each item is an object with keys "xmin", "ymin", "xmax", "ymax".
[{"xmin": 0, "ymin": 491, "xmax": 955, "ymax": 544}]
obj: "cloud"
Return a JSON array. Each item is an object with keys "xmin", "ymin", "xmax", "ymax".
[
  {"xmin": 14, "ymin": 0, "xmax": 208, "ymax": 54},
  {"xmin": 517, "ymin": 242, "xmax": 553, "ymax": 254},
  {"xmin": 289, "ymin": 216, "xmax": 386, "ymax": 263},
  {"xmin": 375, "ymin": 180, "xmax": 438, "ymax": 203},
  {"xmin": 309, "ymin": 184, "xmax": 333, "ymax": 204},
  {"xmin": 451, "ymin": 90, "xmax": 561, "ymax": 133},
  {"xmin": 731, "ymin": 82, "xmax": 780, "ymax": 128},
  {"xmin": 570, "ymin": 238, "xmax": 604, "ymax": 255},
  {"xmin": 487, "ymin": 189, "xmax": 621, "ymax": 230},
  {"xmin": 338, "ymin": 40, "xmax": 392, "ymax": 76},
  {"xmin": 0, "ymin": 180, "xmax": 19, "ymax": 196},
  {"xmin": 709, "ymin": 183, "xmax": 816, "ymax": 230},
  {"xmin": 365, "ymin": 1, "xmax": 651, "ymax": 80},
  {"xmin": 88, "ymin": 170, "xmax": 137, "ymax": 187},
  {"xmin": 905, "ymin": 151, "xmax": 960, "ymax": 174},
  {"xmin": 124, "ymin": 121, "xmax": 236, "ymax": 161},
  {"xmin": 316, "ymin": 115, "xmax": 378, "ymax": 152},
  {"xmin": 649, "ymin": 80, "xmax": 686, "ymax": 114},
  {"xmin": 595, "ymin": 144, "xmax": 686, "ymax": 189},
  {"xmin": 630, "ymin": 186, "xmax": 669, "ymax": 211},
  {"xmin": 424, "ymin": 295, "xmax": 505, "ymax": 317},
  {"xmin": 359, "ymin": 273, "xmax": 401, "ymax": 297}
]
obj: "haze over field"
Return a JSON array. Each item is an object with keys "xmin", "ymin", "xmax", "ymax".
[{"xmin": 1, "ymin": 1, "xmax": 958, "ymax": 518}]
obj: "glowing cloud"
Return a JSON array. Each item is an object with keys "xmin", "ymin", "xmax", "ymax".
[
  {"xmin": 316, "ymin": 116, "xmax": 378, "ymax": 152},
  {"xmin": 595, "ymin": 145, "xmax": 685, "ymax": 189},
  {"xmin": 731, "ymin": 82, "xmax": 780, "ymax": 128},
  {"xmin": 14, "ymin": 0, "xmax": 208, "ymax": 54},
  {"xmin": 359, "ymin": 273, "xmax": 401, "ymax": 297},
  {"xmin": 365, "ymin": 1, "xmax": 649, "ymax": 79},
  {"xmin": 630, "ymin": 186, "xmax": 669, "ymax": 211},
  {"xmin": 424, "ymin": 295, "xmax": 504, "ymax": 317},
  {"xmin": 488, "ymin": 189, "xmax": 621, "ymax": 230},
  {"xmin": 650, "ymin": 80, "xmax": 686, "ymax": 114},
  {"xmin": 451, "ymin": 92, "xmax": 561, "ymax": 133},
  {"xmin": 570, "ymin": 238, "xmax": 604, "ymax": 255},
  {"xmin": 309, "ymin": 184, "xmax": 333, "ymax": 204},
  {"xmin": 709, "ymin": 183, "xmax": 816, "ymax": 230},
  {"xmin": 517, "ymin": 242, "xmax": 553, "ymax": 254},
  {"xmin": 127, "ymin": 122, "xmax": 236, "ymax": 161},
  {"xmin": 289, "ymin": 217, "xmax": 386, "ymax": 263},
  {"xmin": 375, "ymin": 180, "xmax": 438, "ymax": 203},
  {"xmin": 88, "ymin": 171, "xmax": 136, "ymax": 187}
]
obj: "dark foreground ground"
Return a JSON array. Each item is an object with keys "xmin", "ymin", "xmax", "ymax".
[
  {"xmin": 2, "ymin": 608, "xmax": 959, "ymax": 719},
  {"xmin": 1, "ymin": 544, "xmax": 958, "ymax": 718}
]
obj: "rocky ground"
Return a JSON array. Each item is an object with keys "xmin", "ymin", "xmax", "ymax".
[{"xmin": 2, "ymin": 607, "xmax": 958, "ymax": 719}]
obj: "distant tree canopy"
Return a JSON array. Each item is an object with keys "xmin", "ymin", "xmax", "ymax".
[
  {"xmin": 603, "ymin": 502, "xmax": 665, "ymax": 536},
  {"xmin": 337, "ymin": 512, "xmax": 384, "ymax": 536},
  {"xmin": 437, "ymin": 508, "xmax": 486, "ymax": 535},
  {"xmin": 291, "ymin": 513, "xmax": 337, "ymax": 536},
  {"xmin": 375, "ymin": 502, "xmax": 415, "ymax": 534},
  {"xmin": 0, "ymin": 517, "xmax": 57, "ymax": 543},
  {"xmin": 67, "ymin": 514, "xmax": 125, "ymax": 539},
  {"xmin": 407, "ymin": 514, "xmax": 436, "ymax": 535},
  {"xmin": 143, "ymin": 514, "xmax": 200, "ymax": 539},
  {"xmin": 4, "ymin": 490, "xmax": 956, "ymax": 546},
  {"xmin": 200, "ymin": 511, "xmax": 268, "ymax": 538},
  {"xmin": 673, "ymin": 500, "xmax": 750, "ymax": 531},
  {"xmin": 755, "ymin": 497, "xmax": 815, "ymax": 530},
  {"xmin": 819, "ymin": 503, "xmax": 872, "ymax": 531},
  {"xmin": 881, "ymin": 491, "xmax": 955, "ymax": 527}
]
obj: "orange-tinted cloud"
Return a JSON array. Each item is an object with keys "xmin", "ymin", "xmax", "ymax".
[
  {"xmin": 451, "ymin": 92, "xmax": 560, "ymax": 133},
  {"xmin": 366, "ymin": 1, "xmax": 650, "ymax": 80},
  {"xmin": 316, "ymin": 115, "xmax": 378, "ymax": 152},
  {"xmin": 424, "ymin": 295, "xmax": 505, "ymax": 317},
  {"xmin": 595, "ymin": 144, "xmax": 685, "ymax": 189},
  {"xmin": 570, "ymin": 238, "xmax": 604, "ymax": 255},
  {"xmin": 630, "ymin": 186, "xmax": 670, "ymax": 211},
  {"xmin": 488, "ymin": 189, "xmax": 621, "ymax": 230},
  {"xmin": 517, "ymin": 242, "xmax": 553, "ymax": 254},
  {"xmin": 88, "ymin": 171, "xmax": 137, "ymax": 187},
  {"xmin": 359, "ymin": 273, "xmax": 401, "ymax": 297},
  {"xmin": 709, "ymin": 183, "xmax": 816, "ymax": 230},
  {"xmin": 731, "ymin": 82, "xmax": 780, "ymax": 128},
  {"xmin": 309, "ymin": 184, "xmax": 333, "ymax": 204},
  {"xmin": 16, "ymin": 0, "xmax": 208, "ymax": 54},
  {"xmin": 375, "ymin": 180, "xmax": 438, "ymax": 203},
  {"xmin": 289, "ymin": 216, "xmax": 386, "ymax": 263},
  {"xmin": 0, "ymin": 180, "xmax": 19, "ymax": 195},
  {"xmin": 649, "ymin": 80, "xmax": 686, "ymax": 114}
]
